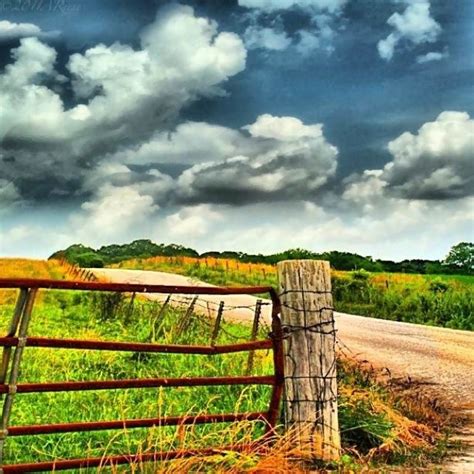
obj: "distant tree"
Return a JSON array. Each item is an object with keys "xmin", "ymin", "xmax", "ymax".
[
  {"xmin": 424, "ymin": 261, "xmax": 444, "ymax": 274},
  {"xmin": 320, "ymin": 251, "xmax": 383, "ymax": 272},
  {"xmin": 49, "ymin": 239, "xmax": 473, "ymax": 275},
  {"xmin": 75, "ymin": 253, "xmax": 104, "ymax": 268},
  {"xmin": 378, "ymin": 259, "xmax": 399, "ymax": 273},
  {"xmin": 49, "ymin": 244, "xmax": 98, "ymax": 266},
  {"xmin": 444, "ymin": 242, "xmax": 474, "ymax": 273}
]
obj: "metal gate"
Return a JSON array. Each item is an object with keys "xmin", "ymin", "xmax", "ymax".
[{"xmin": 0, "ymin": 278, "xmax": 284, "ymax": 472}]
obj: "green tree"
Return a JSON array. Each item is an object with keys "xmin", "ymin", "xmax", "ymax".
[
  {"xmin": 444, "ymin": 242, "xmax": 474, "ymax": 273},
  {"xmin": 75, "ymin": 253, "xmax": 104, "ymax": 268}
]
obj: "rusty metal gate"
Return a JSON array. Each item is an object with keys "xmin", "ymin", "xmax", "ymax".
[{"xmin": 0, "ymin": 279, "xmax": 284, "ymax": 473}]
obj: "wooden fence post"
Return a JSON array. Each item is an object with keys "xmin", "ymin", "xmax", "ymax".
[
  {"xmin": 277, "ymin": 259, "xmax": 340, "ymax": 461},
  {"xmin": 210, "ymin": 301, "xmax": 225, "ymax": 346},
  {"xmin": 174, "ymin": 296, "xmax": 199, "ymax": 341},
  {"xmin": 245, "ymin": 299, "xmax": 262, "ymax": 375}
]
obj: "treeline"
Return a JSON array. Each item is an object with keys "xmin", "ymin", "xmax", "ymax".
[
  {"xmin": 49, "ymin": 241, "xmax": 198, "ymax": 268},
  {"xmin": 49, "ymin": 239, "xmax": 472, "ymax": 275}
]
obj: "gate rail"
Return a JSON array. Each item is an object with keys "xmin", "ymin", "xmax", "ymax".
[{"xmin": 0, "ymin": 278, "xmax": 284, "ymax": 473}]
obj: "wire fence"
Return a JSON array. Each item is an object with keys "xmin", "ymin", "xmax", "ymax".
[{"xmin": 58, "ymin": 259, "xmax": 97, "ymax": 282}]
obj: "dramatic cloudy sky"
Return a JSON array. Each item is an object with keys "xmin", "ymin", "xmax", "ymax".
[{"xmin": 0, "ymin": 0, "xmax": 473, "ymax": 260}]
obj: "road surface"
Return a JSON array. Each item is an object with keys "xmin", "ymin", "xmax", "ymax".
[{"xmin": 92, "ymin": 268, "xmax": 474, "ymax": 472}]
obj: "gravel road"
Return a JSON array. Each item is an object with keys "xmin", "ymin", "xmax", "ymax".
[{"xmin": 91, "ymin": 268, "xmax": 474, "ymax": 472}]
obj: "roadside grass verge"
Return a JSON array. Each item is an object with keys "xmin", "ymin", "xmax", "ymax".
[
  {"xmin": 109, "ymin": 256, "xmax": 474, "ymax": 330},
  {"xmin": 1, "ymin": 256, "xmax": 472, "ymax": 329},
  {"xmin": 0, "ymin": 258, "xmax": 70, "ymax": 305},
  {"xmin": 0, "ymin": 291, "xmax": 450, "ymax": 471}
]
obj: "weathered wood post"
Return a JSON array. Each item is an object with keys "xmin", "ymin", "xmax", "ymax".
[{"xmin": 277, "ymin": 260, "xmax": 340, "ymax": 461}]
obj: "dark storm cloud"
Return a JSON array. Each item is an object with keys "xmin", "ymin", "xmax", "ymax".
[
  {"xmin": 345, "ymin": 111, "xmax": 474, "ymax": 202},
  {"xmin": 0, "ymin": 4, "xmax": 246, "ymax": 201},
  {"xmin": 381, "ymin": 111, "xmax": 474, "ymax": 200},
  {"xmin": 0, "ymin": 0, "xmax": 473, "ymax": 211},
  {"xmin": 174, "ymin": 118, "xmax": 338, "ymax": 204},
  {"xmin": 176, "ymin": 151, "xmax": 336, "ymax": 205},
  {"xmin": 96, "ymin": 114, "xmax": 338, "ymax": 206}
]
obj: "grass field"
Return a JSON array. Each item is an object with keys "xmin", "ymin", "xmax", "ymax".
[
  {"xmin": 0, "ymin": 258, "xmax": 69, "ymax": 280},
  {"xmin": 0, "ymin": 258, "xmax": 72, "ymax": 305},
  {"xmin": 111, "ymin": 256, "xmax": 474, "ymax": 331},
  {"xmin": 0, "ymin": 257, "xmax": 463, "ymax": 469},
  {"xmin": 1, "ymin": 256, "xmax": 472, "ymax": 329},
  {"xmin": 0, "ymin": 289, "xmax": 448, "ymax": 471}
]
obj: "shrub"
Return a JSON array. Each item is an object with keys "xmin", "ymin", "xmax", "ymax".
[{"xmin": 428, "ymin": 279, "xmax": 450, "ymax": 294}]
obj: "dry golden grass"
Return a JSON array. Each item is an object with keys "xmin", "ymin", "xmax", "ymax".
[
  {"xmin": 112, "ymin": 255, "xmax": 277, "ymax": 278},
  {"xmin": 99, "ymin": 401, "xmax": 441, "ymax": 474},
  {"xmin": 338, "ymin": 356, "xmax": 447, "ymax": 466},
  {"xmin": 339, "ymin": 384, "xmax": 435, "ymax": 461},
  {"xmin": 100, "ymin": 424, "xmax": 323, "ymax": 474},
  {"xmin": 0, "ymin": 258, "xmax": 68, "ymax": 279},
  {"xmin": 86, "ymin": 356, "xmax": 444, "ymax": 473},
  {"xmin": 0, "ymin": 258, "xmax": 79, "ymax": 304}
]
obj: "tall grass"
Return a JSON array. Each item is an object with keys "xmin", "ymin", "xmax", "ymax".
[
  {"xmin": 1, "ymin": 291, "xmax": 271, "ymax": 464},
  {"xmin": 0, "ymin": 258, "xmax": 68, "ymax": 280},
  {"xmin": 112, "ymin": 255, "xmax": 276, "ymax": 288},
  {"xmin": 111, "ymin": 257, "xmax": 474, "ymax": 330},
  {"xmin": 333, "ymin": 270, "xmax": 473, "ymax": 330},
  {"xmin": 0, "ymin": 258, "xmax": 71, "ymax": 305},
  {"xmin": 0, "ymin": 290, "xmax": 446, "ymax": 470}
]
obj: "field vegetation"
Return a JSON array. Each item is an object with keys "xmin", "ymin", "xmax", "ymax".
[
  {"xmin": 0, "ymin": 289, "xmax": 450, "ymax": 471},
  {"xmin": 0, "ymin": 258, "xmax": 69, "ymax": 280},
  {"xmin": 111, "ymin": 256, "xmax": 474, "ymax": 331},
  {"xmin": 0, "ymin": 258, "xmax": 72, "ymax": 304}
]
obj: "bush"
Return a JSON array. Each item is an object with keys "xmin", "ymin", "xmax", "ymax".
[
  {"xmin": 75, "ymin": 252, "xmax": 104, "ymax": 268},
  {"xmin": 88, "ymin": 292, "xmax": 126, "ymax": 322},
  {"xmin": 428, "ymin": 279, "xmax": 450, "ymax": 294},
  {"xmin": 352, "ymin": 269, "xmax": 371, "ymax": 281}
]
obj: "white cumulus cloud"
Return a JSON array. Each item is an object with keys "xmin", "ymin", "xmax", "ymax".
[
  {"xmin": 244, "ymin": 25, "xmax": 291, "ymax": 50},
  {"xmin": 71, "ymin": 185, "xmax": 159, "ymax": 241},
  {"xmin": 101, "ymin": 113, "xmax": 337, "ymax": 206},
  {"xmin": 416, "ymin": 50, "xmax": 448, "ymax": 64},
  {"xmin": 0, "ymin": 4, "xmax": 246, "ymax": 202},
  {"xmin": 0, "ymin": 20, "xmax": 41, "ymax": 39},
  {"xmin": 238, "ymin": 0, "xmax": 347, "ymax": 54},
  {"xmin": 343, "ymin": 111, "xmax": 474, "ymax": 200},
  {"xmin": 0, "ymin": 20, "xmax": 59, "ymax": 41},
  {"xmin": 175, "ymin": 114, "xmax": 337, "ymax": 204},
  {"xmin": 378, "ymin": 0, "xmax": 441, "ymax": 61},
  {"xmin": 244, "ymin": 114, "xmax": 323, "ymax": 141}
]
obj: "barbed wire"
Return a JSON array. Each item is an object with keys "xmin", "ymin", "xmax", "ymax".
[
  {"xmin": 279, "ymin": 289, "xmax": 333, "ymax": 296},
  {"xmin": 279, "ymin": 303, "xmax": 333, "ymax": 313},
  {"xmin": 159, "ymin": 294, "xmax": 271, "ymax": 312},
  {"xmin": 145, "ymin": 293, "xmax": 272, "ymax": 343}
]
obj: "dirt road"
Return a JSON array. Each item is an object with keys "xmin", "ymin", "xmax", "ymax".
[{"xmin": 92, "ymin": 268, "xmax": 474, "ymax": 471}]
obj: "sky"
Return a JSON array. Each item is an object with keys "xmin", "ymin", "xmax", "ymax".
[{"xmin": 0, "ymin": 0, "xmax": 473, "ymax": 260}]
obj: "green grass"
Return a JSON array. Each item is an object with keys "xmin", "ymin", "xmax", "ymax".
[
  {"xmin": 332, "ymin": 270, "xmax": 473, "ymax": 330},
  {"xmin": 0, "ymin": 290, "xmax": 448, "ymax": 470},
  {"xmin": 2, "ymin": 291, "xmax": 273, "ymax": 464},
  {"xmin": 423, "ymin": 273, "xmax": 474, "ymax": 284},
  {"xmin": 112, "ymin": 258, "xmax": 474, "ymax": 331}
]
